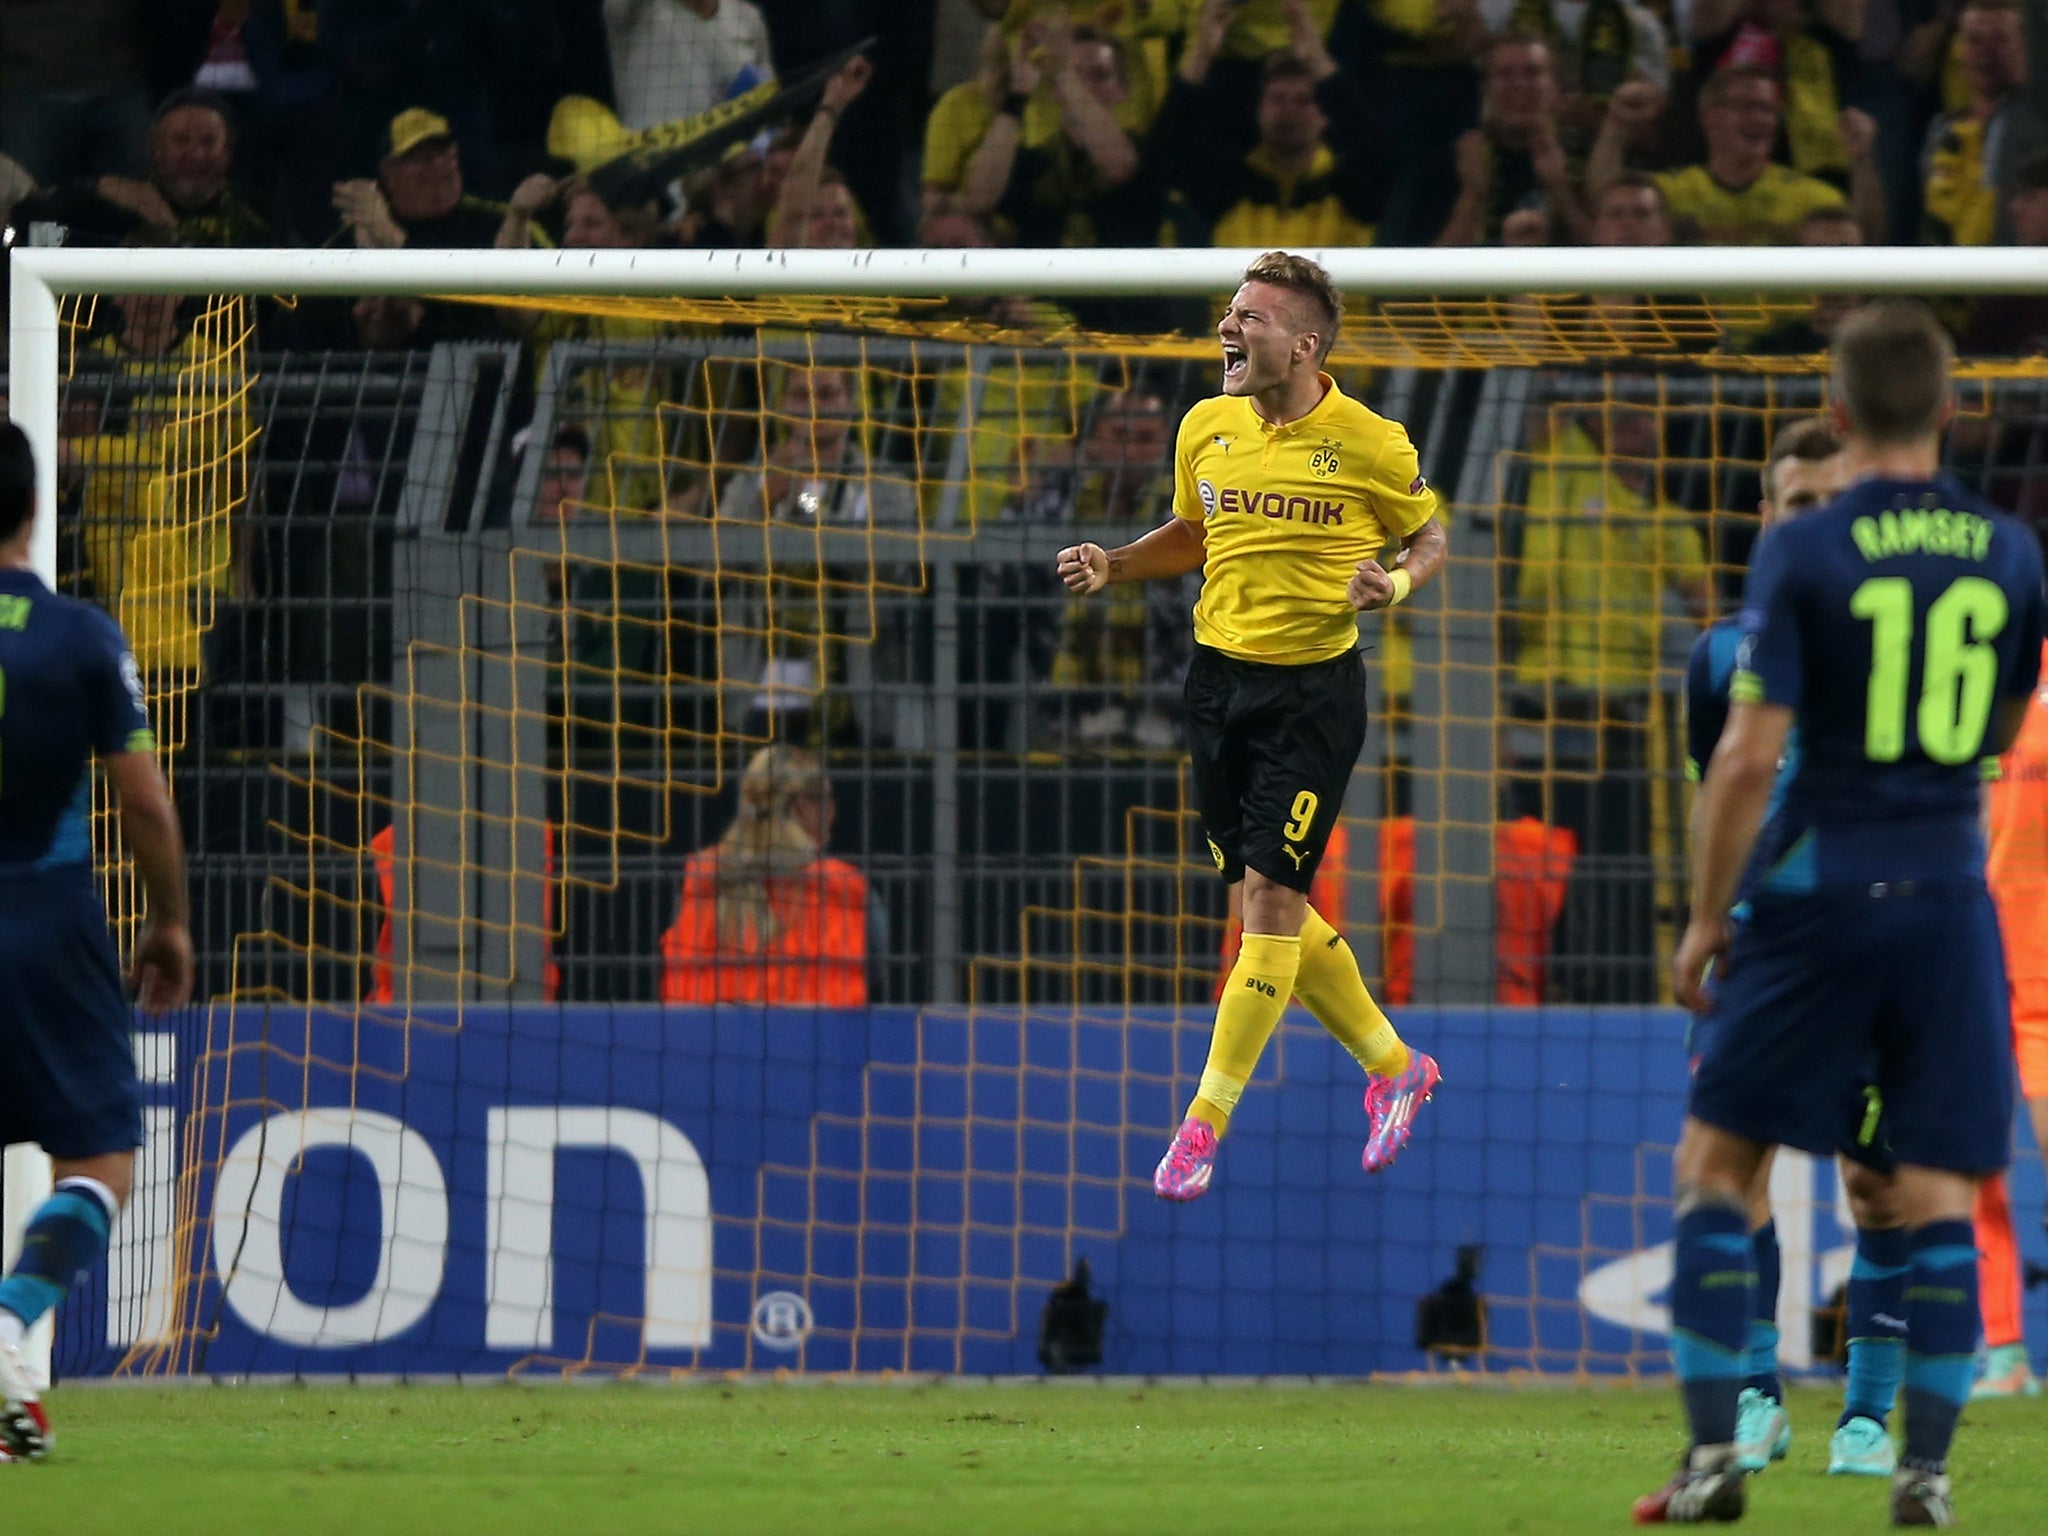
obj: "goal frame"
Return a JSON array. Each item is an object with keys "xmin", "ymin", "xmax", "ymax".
[{"xmin": 3, "ymin": 240, "xmax": 2041, "ymax": 1384}]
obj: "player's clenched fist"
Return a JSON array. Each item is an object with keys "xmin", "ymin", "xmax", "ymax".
[
  {"xmin": 1349, "ymin": 558, "xmax": 1395, "ymax": 610},
  {"xmin": 1057, "ymin": 543, "xmax": 1110, "ymax": 595}
]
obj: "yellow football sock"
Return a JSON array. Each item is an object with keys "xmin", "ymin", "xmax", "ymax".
[
  {"xmin": 1187, "ymin": 931, "xmax": 1300, "ymax": 1137},
  {"xmin": 1294, "ymin": 905, "xmax": 1411, "ymax": 1078}
]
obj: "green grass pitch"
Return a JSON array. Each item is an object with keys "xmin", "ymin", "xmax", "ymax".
[{"xmin": 6, "ymin": 1381, "xmax": 2046, "ymax": 1534}]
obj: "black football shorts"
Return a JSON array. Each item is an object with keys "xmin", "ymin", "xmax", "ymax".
[{"xmin": 1184, "ymin": 643, "xmax": 1366, "ymax": 893}]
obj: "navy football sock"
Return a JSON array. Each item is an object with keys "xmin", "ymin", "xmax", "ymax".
[
  {"xmin": 1901, "ymin": 1219, "xmax": 1980, "ymax": 1475},
  {"xmin": 1672, "ymin": 1199, "xmax": 1755, "ymax": 1449},
  {"xmin": 1840, "ymin": 1224, "xmax": 1909, "ymax": 1429},
  {"xmin": 0, "ymin": 1178, "xmax": 116, "ymax": 1332},
  {"xmin": 1745, "ymin": 1219, "xmax": 1782, "ymax": 1399}
]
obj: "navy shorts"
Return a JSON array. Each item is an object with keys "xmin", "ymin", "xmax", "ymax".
[
  {"xmin": 1690, "ymin": 878, "xmax": 2013, "ymax": 1175},
  {"xmin": 0, "ymin": 868, "xmax": 142, "ymax": 1160},
  {"xmin": 1686, "ymin": 923, "xmax": 1896, "ymax": 1174}
]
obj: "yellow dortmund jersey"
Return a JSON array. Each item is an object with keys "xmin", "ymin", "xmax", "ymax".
[
  {"xmin": 1654, "ymin": 162, "xmax": 1844, "ymax": 245},
  {"xmin": 1172, "ymin": 375, "xmax": 1438, "ymax": 666}
]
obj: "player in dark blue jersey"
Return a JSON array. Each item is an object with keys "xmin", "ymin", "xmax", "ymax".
[
  {"xmin": 1680, "ymin": 420, "xmax": 1914, "ymax": 1485},
  {"xmin": 1641, "ymin": 302, "xmax": 2048, "ymax": 1526},
  {"xmin": 0, "ymin": 422, "xmax": 191, "ymax": 1463}
]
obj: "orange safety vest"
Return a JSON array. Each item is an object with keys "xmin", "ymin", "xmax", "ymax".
[
  {"xmin": 658, "ymin": 848, "xmax": 869, "ymax": 1006},
  {"xmin": 369, "ymin": 822, "xmax": 560, "ymax": 1002},
  {"xmin": 1493, "ymin": 816, "xmax": 1577, "ymax": 1006}
]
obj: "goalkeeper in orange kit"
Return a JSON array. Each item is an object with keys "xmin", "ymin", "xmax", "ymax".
[{"xmin": 1974, "ymin": 636, "xmax": 2048, "ymax": 1399}]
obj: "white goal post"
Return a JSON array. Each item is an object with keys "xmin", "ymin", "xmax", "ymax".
[
  {"xmin": 10, "ymin": 240, "xmax": 2047, "ymax": 590},
  {"xmin": 2, "ymin": 240, "xmax": 2040, "ymax": 1386}
]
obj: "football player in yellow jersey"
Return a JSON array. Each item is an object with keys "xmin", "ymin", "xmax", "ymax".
[{"xmin": 1056, "ymin": 250, "xmax": 1448, "ymax": 1201}]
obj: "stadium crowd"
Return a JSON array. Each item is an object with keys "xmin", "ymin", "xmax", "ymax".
[{"xmin": 0, "ymin": 0, "xmax": 2043, "ymax": 303}]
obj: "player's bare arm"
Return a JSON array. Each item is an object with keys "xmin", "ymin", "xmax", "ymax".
[
  {"xmin": 1350, "ymin": 516, "xmax": 1447, "ymax": 612},
  {"xmin": 104, "ymin": 748, "xmax": 194, "ymax": 1014},
  {"xmin": 1057, "ymin": 516, "xmax": 1206, "ymax": 596},
  {"xmin": 1672, "ymin": 699, "xmax": 1792, "ymax": 1013}
]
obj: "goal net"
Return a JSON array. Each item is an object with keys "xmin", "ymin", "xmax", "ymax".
[{"xmin": 7, "ymin": 245, "xmax": 2045, "ymax": 1383}]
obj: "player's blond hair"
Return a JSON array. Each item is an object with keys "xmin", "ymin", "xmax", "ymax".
[
  {"xmin": 1241, "ymin": 251, "xmax": 1341, "ymax": 366},
  {"xmin": 1831, "ymin": 300, "xmax": 1954, "ymax": 447}
]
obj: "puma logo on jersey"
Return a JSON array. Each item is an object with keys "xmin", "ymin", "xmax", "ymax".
[
  {"xmin": 1283, "ymin": 845, "xmax": 1309, "ymax": 870},
  {"xmin": 1213, "ymin": 434, "xmax": 1234, "ymax": 451}
]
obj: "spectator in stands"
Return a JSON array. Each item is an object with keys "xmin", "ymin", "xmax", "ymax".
[
  {"xmin": 1477, "ymin": 0, "xmax": 1671, "ymax": 109},
  {"xmin": 79, "ymin": 89, "xmax": 273, "ymax": 247},
  {"xmin": 924, "ymin": 23, "xmax": 1027, "ymax": 220},
  {"xmin": 659, "ymin": 745, "xmax": 877, "ymax": 1006},
  {"xmin": 959, "ymin": 18, "xmax": 1158, "ymax": 247},
  {"xmin": 1436, "ymin": 32, "xmax": 1588, "ymax": 246},
  {"xmin": 1688, "ymin": 0, "xmax": 1865, "ymax": 190},
  {"xmin": 517, "ymin": 422, "xmax": 590, "ymax": 612},
  {"xmin": 674, "ymin": 145, "xmax": 774, "ymax": 245},
  {"xmin": 767, "ymin": 56, "xmax": 873, "ymax": 248},
  {"xmin": 497, "ymin": 179, "xmax": 674, "ymax": 514},
  {"xmin": 1598, "ymin": 64, "xmax": 1881, "ymax": 243},
  {"xmin": 965, "ymin": 0, "xmax": 1187, "ymax": 132},
  {"xmin": 718, "ymin": 365, "xmax": 911, "ymax": 525},
  {"xmin": 606, "ymin": 0, "xmax": 775, "ymax": 132},
  {"xmin": 0, "ymin": 0, "xmax": 153, "ymax": 186},
  {"xmin": 528, "ymin": 422, "xmax": 594, "ymax": 526},
  {"xmin": 713, "ymin": 364, "xmax": 912, "ymax": 741},
  {"xmin": 58, "ymin": 289, "xmax": 243, "ymax": 678},
  {"xmin": 335, "ymin": 109, "xmax": 543, "ymax": 348},
  {"xmin": 1019, "ymin": 387, "xmax": 1189, "ymax": 751},
  {"xmin": 1751, "ymin": 203, "xmax": 1865, "ymax": 353},
  {"xmin": 332, "ymin": 110, "xmax": 495, "ymax": 251},
  {"xmin": 1959, "ymin": 150, "xmax": 2048, "ymax": 353},
  {"xmin": 1158, "ymin": 0, "xmax": 1388, "ymax": 247},
  {"xmin": 750, "ymin": 0, "xmax": 934, "ymax": 244},
  {"xmin": 1506, "ymin": 400, "xmax": 1709, "ymax": 1002},
  {"xmin": 1922, "ymin": 0, "xmax": 2048, "ymax": 246}
]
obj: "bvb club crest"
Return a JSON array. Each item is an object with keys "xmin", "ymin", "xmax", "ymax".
[{"xmin": 1310, "ymin": 443, "xmax": 1340, "ymax": 479}]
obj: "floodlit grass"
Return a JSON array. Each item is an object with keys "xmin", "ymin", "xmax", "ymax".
[{"xmin": 6, "ymin": 1380, "xmax": 2046, "ymax": 1535}]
